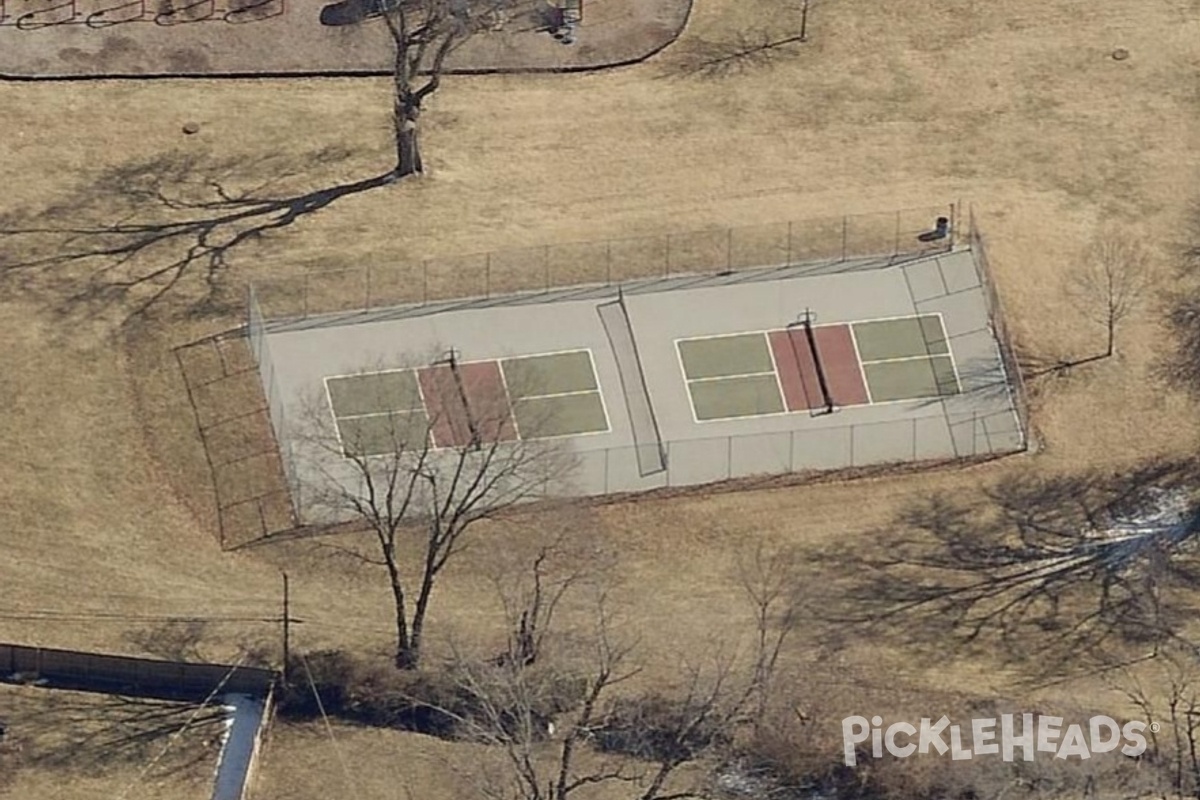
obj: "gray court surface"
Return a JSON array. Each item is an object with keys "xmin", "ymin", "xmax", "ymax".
[{"xmin": 257, "ymin": 248, "xmax": 1026, "ymax": 519}]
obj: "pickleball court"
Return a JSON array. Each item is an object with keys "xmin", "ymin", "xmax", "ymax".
[{"xmin": 253, "ymin": 248, "xmax": 1027, "ymax": 518}]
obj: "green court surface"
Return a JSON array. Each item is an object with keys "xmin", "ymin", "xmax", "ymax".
[
  {"xmin": 863, "ymin": 356, "xmax": 960, "ymax": 403},
  {"xmin": 689, "ymin": 374, "xmax": 784, "ymax": 421},
  {"xmin": 501, "ymin": 351, "xmax": 598, "ymax": 398},
  {"xmin": 852, "ymin": 315, "xmax": 949, "ymax": 362},
  {"xmin": 326, "ymin": 370, "xmax": 423, "ymax": 416},
  {"xmin": 499, "ymin": 350, "xmax": 608, "ymax": 438},
  {"xmin": 514, "ymin": 393, "xmax": 609, "ymax": 439},
  {"xmin": 677, "ymin": 334, "xmax": 773, "ymax": 379},
  {"xmin": 336, "ymin": 411, "xmax": 430, "ymax": 457}
]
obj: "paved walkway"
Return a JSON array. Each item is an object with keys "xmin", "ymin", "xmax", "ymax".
[{"xmin": 0, "ymin": 0, "xmax": 689, "ymax": 76}]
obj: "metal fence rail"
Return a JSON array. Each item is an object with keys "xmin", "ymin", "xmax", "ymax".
[
  {"xmin": 967, "ymin": 206, "xmax": 1034, "ymax": 452},
  {"xmin": 251, "ymin": 204, "xmax": 956, "ymax": 323}
]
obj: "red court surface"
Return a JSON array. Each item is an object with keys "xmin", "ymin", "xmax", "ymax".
[
  {"xmin": 417, "ymin": 361, "xmax": 516, "ymax": 449},
  {"xmin": 768, "ymin": 326, "xmax": 869, "ymax": 412}
]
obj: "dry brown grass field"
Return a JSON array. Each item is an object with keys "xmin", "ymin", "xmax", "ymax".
[
  {"xmin": 2, "ymin": 0, "xmax": 1200, "ymax": 796},
  {"xmin": 0, "ymin": 684, "xmax": 217, "ymax": 800}
]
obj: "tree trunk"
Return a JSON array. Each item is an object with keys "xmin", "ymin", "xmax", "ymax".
[
  {"xmin": 407, "ymin": 561, "xmax": 437, "ymax": 670},
  {"xmin": 393, "ymin": 107, "xmax": 423, "ymax": 179},
  {"xmin": 387, "ymin": 560, "xmax": 417, "ymax": 670}
]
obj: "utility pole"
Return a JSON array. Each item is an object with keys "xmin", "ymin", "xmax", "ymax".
[{"xmin": 281, "ymin": 571, "xmax": 291, "ymax": 686}]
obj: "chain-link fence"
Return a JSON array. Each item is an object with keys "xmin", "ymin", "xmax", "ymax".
[
  {"xmin": 242, "ymin": 203, "xmax": 995, "ymax": 526},
  {"xmin": 967, "ymin": 206, "xmax": 1034, "ymax": 452},
  {"xmin": 247, "ymin": 284, "xmax": 300, "ymax": 518},
  {"xmin": 571, "ymin": 408, "xmax": 1018, "ymax": 497},
  {"xmin": 251, "ymin": 204, "xmax": 956, "ymax": 322}
]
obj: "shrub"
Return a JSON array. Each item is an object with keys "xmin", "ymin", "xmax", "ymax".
[
  {"xmin": 275, "ymin": 650, "xmax": 588, "ymax": 741},
  {"xmin": 592, "ymin": 693, "xmax": 730, "ymax": 763}
]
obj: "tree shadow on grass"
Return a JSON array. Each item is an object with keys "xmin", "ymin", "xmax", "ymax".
[
  {"xmin": 1153, "ymin": 200, "xmax": 1200, "ymax": 397},
  {"xmin": 814, "ymin": 457, "xmax": 1200, "ymax": 680},
  {"xmin": 660, "ymin": 28, "xmax": 808, "ymax": 80},
  {"xmin": 2, "ymin": 686, "xmax": 226, "ymax": 780},
  {"xmin": 0, "ymin": 145, "xmax": 395, "ymax": 327}
]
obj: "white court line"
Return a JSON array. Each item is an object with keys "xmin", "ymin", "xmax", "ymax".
[
  {"xmin": 674, "ymin": 328, "xmax": 782, "ymax": 345},
  {"xmin": 499, "ymin": 346, "xmax": 596, "ymax": 363},
  {"xmin": 859, "ymin": 353, "xmax": 949, "ymax": 366},
  {"xmin": 520, "ymin": 387, "xmax": 603, "ymax": 399},
  {"xmin": 674, "ymin": 340, "xmax": 703, "ymax": 425},
  {"xmin": 846, "ymin": 322, "xmax": 874, "ymax": 405},
  {"xmin": 686, "ymin": 369, "xmax": 778, "ymax": 384},
  {"xmin": 762, "ymin": 330, "xmax": 789, "ymax": 412},
  {"xmin": 494, "ymin": 355, "xmax": 521, "ymax": 441},
  {"xmin": 838, "ymin": 311, "xmax": 945, "ymax": 330},
  {"xmin": 322, "ymin": 375, "xmax": 349, "ymax": 457},
  {"xmin": 323, "ymin": 365, "xmax": 411, "ymax": 383},
  {"xmin": 333, "ymin": 409, "xmax": 428, "ymax": 422}
]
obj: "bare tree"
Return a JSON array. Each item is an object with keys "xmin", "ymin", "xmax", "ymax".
[
  {"xmin": 1164, "ymin": 294, "xmax": 1200, "ymax": 396},
  {"xmin": 378, "ymin": 0, "xmax": 513, "ymax": 178},
  {"xmin": 1109, "ymin": 646, "xmax": 1200, "ymax": 799},
  {"xmin": 298, "ymin": 359, "xmax": 573, "ymax": 669},
  {"xmin": 734, "ymin": 541, "xmax": 804, "ymax": 733},
  {"xmin": 670, "ymin": 29, "xmax": 807, "ymax": 80},
  {"xmin": 823, "ymin": 459, "xmax": 1200, "ymax": 676},
  {"xmin": 453, "ymin": 598, "xmax": 744, "ymax": 800},
  {"xmin": 486, "ymin": 507, "xmax": 615, "ymax": 669},
  {"xmin": 1066, "ymin": 230, "xmax": 1152, "ymax": 359}
]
